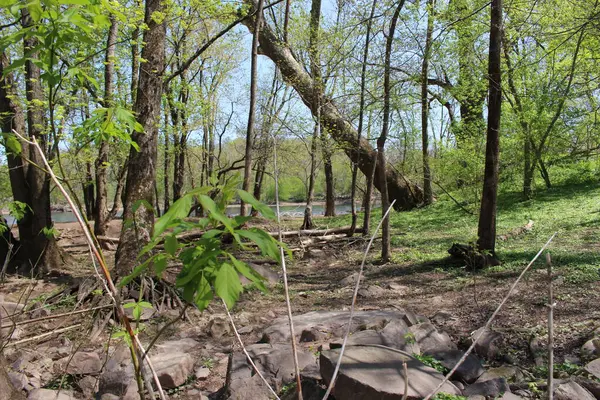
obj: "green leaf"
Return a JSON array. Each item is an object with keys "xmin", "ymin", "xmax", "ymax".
[
  {"xmin": 123, "ymin": 302, "xmax": 136, "ymax": 309},
  {"xmin": 214, "ymin": 263, "xmax": 242, "ymax": 310},
  {"xmin": 194, "ymin": 274, "xmax": 213, "ymax": 311},
  {"xmin": 154, "ymin": 194, "xmax": 193, "ymax": 237},
  {"xmin": 164, "ymin": 235, "xmax": 178, "ymax": 256},
  {"xmin": 2, "ymin": 133, "xmax": 22, "ymax": 155},
  {"xmin": 236, "ymin": 229, "xmax": 281, "ymax": 262},
  {"xmin": 202, "ymin": 229, "xmax": 222, "ymax": 239},
  {"xmin": 138, "ymin": 301, "xmax": 153, "ymax": 309},
  {"xmin": 197, "ymin": 195, "xmax": 233, "ymax": 233},
  {"xmin": 229, "ymin": 255, "xmax": 267, "ymax": 292},
  {"xmin": 59, "ymin": 0, "xmax": 91, "ymax": 5},
  {"xmin": 237, "ymin": 189, "xmax": 276, "ymax": 220},
  {"xmin": 153, "ymin": 255, "xmax": 167, "ymax": 277},
  {"xmin": 119, "ymin": 258, "xmax": 151, "ymax": 286}
]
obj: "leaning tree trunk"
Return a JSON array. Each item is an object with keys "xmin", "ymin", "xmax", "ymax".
[
  {"xmin": 115, "ymin": 0, "xmax": 166, "ymax": 277},
  {"xmin": 421, "ymin": 0, "xmax": 435, "ymax": 206},
  {"xmin": 94, "ymin": 15, "xmax": 118, "ymax": 236},
  {"xmin": 477, "ymin": 0, "xmax": 502, "ymax": 255},
  {"xmin": 240, "ymin": 8, "xmax": 423, "ymax": 211}
]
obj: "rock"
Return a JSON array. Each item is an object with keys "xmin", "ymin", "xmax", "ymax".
[
  {"xmin": 340, "ymin": 273, "xmax": 359, "ymax": 286},
  {"xmin": 261, "ymin": 310, "xmax": 407, "ymax": 344},
  {"xmin": 582, "ymin": 339, "xmax": 600, "ymax": 360},
  {"xmin": 237, "ymin": 325, "xmax": 253, "ymax": 335},
  {"xmin": 555, "ymin": 380, "xmax": 596, "ymax": 400},
  {"xmin": 8, "ymin": 371, "xmax": 28, "ymax": 391},
  {"xmin": 99, "ymin": 395, "xmax": 120, "ymax": 400},
  {"xmin": 472, "ymin": 327, "xmax": 502, "ymax": 360},
  {"xmin": 64, "ymin": 352, "xmax": 102, "ymax": 375},
  {"xmin": 386, "ymin": 282, "xmax": 408, "ymax": 293},
  {"xmin": 320, "ymin": 345, "xmax": 461, "ymax": 400},
  {"xmin": 300, "ymin": 328, "xmax": 327, "ymax": 343},
  {"xmin": 77, "ymin": 375, "xmax": 97, "ymax": 398},
  {"xmin": 431, "ymin": 310, "xmax": 457, "ymax": 325},
  {"xmin": 153, "ymin": 352, "xmax": 195, "ymax": 388},
  {"xmin": 240, "ymin": 263, "xmax": 281, "ymax": 285},
  {"xmin": 409, "ymin": 323, "xmax": 456, "ymax": 354},
  {"xmin": 427, "ymin": 349, "xmax": 484, "ymax": 384},
  {"xmin": 0, "ymin": 302, "xmax": 25, "ymax": 319},
  {"xmin": 98, "ymin": 369, "xmax": 138, "ymax": 400},
  {"xmin": 357, "ymin": 285, "xmax": 386, "ymax": 298},
  {"xmin": 463, "ymin": 378, "xmax": 510, "ymax": 398},
  {"xmin": 195, "ymin": 367, "xmax": 210, "ymax": 380},
  {"xmin": 27, "ymin": 389, "xmax": 75, "ymax": 400},
  {"xmin": 208, "ymin": 316, "xmax": 231, "ymax": 338},
  {"xmin": 330, "ymin": 330, "xmax": 387, "ymax": 348},
  {"xmin": 153, "ymin": 338, "xmax": 200, "ymax": 354},
  {"xmin": 330, "ymin": 320, "xmax": 419, "ymax": 354},
  {"xmin": 476, "ymin": 366, "xmax": 522, "ymax": 383},
  {"xmin": 227, "ymin": 343, "xmax": 317, "ymax": 400},
  {"xmin": 498, "ymin": 393, "xmax": 524, "ymax": 399},
  {"xmin": 585, "ymin": 358, "xmax": 600, "ymax": 380}
]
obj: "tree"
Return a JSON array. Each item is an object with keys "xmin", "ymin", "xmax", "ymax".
[
  {"xmin": 421, "ymin": 0, "xmax": 435, "ymax": 206},
  {"xmin": 477, "ymin": 0, "xmax": 502, "ymax": 255},
  {"xmin": 115, "ymin": 0, "xmax": 166, "ymax": 276}
]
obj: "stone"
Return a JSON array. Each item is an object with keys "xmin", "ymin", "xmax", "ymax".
[
  {"xmin": 27, "ymin": 389, "xmax": 75, "ymax": 400},
  {"xmin": 574, "ymin": 378, "xmax": 600, "ymax": 399},
  {"xmin": 208, "ymin": 316, "xmax": 231, "ymax": 338},
  {"xmin": 320, "ymin": 345, "xmax": 461, "ymax": 400},
  {"xmin": 340, "ymin": 273, "xmax": 359, "ymax": 287},
  {"xmin": 357, "ymin": 285, "xmax": 386, "ymax": 298},
  {"xmin": 261, "ymin": 310, "xmax": 408, "ymax": 344},
  {"xmin": 498, "ymin": 393, "xmax": 524, "ymax": 399},
  {"xmin": 330, "ymin": 320, "xmax": 419, "ymax": 354},
  {"xmin": 300, "ymin": 328, "xmax": 327, "ymax": 343},
  {"xmin": 153, "ymin": 338, "xmax": 200, "ymax": 354},
  {"xmin": 240, "ymin": 263, "xmax": 281, "ymax": 285},
  {"xmin": 77, "ymin": 375, "xmax": 98, "ymax": 398},
  {"xmin": 227, "ymin": 343, "xmax": 317, "ymax": 400},
  {"xmin": 0, "ymin": 302, "xmax": 25, "ymax": 319},
  {"xmin": 64, "ymin": 352, "xmax": 102, "ymax": 375},
  {"xmin": 195, "ymin": 367, "xmax": 210, "ymax": 380},
  {"xmin": 431, "ymin": 310, "xmax": 457, "ymax": 325},
  {"xmin": 555, "ymin": 380, "xmax": 596, "ymax": 400},
  {"xmin": 427, "ymin": 349, "xmax": 484, "ymax": 384},
  {"xmin": 585, "ymin": 358, "xmax": 600, "ymax": 380},
  {"xmin": 8, "ymin": 371, "xmax": 28, "ymax": 391},
  {"xmin": 472, "ymin": 327, "xmax": 503, "ymax": 360},
  {"xmin": 463, "ymin": 378, "xmax": 510, "ymax": 398},
  {"xmin": 386, "ymin": 282, "xmax": 408, "ymax": 292},
  {"xmin": 476, "ymin": 366, "xmax": 522, "ymax": 383},
  {"xmin": 153, "ymin": 352, "xmax": 195, "ymax": 388},
  {"xmin": 99, "ymin": 395, "xmax": 120, "ymax": 400},
  {"xmin": 582, "ymin": 339, "xmax": 600, "ymax": 360},
  {"xmin": 409, "ymin": 323, "xmax": 456, "ymax": 354}
]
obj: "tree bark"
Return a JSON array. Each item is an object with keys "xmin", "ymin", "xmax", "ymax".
[
  {"xmin": 301, "ymin": 122, "xmax": 319, "ymax": 230},
  {"xmin": 240, "ymin": 9, "xmax": 423, "ymax": 211},
  {"xmin": 421, "ymin": 0, "xmax": 435, "ymax": 206},
  {"xmin": 83, "ymin": 161, "xmax": 95, "ymax": 219},
  {"xmin": 477, "ymin": 0, "xmax": 502, "ymax": 255},
  {"xmin": 115, "ymin": 0, "xmax": 166, "ymax": 277},
  {"xmin": 163, "ymin": 107, "xmax": 171, "ymax": 213},
  {"xmin": 241, "ymin": 0, "xmax": 265, "ymax": 216},
  {"xmin": 379, "ymin": 0, "xmax": 406, "ymax": 262},
  {"xmin": 94, "ymin": 15, "xmax": 118, "ymax": 236}
]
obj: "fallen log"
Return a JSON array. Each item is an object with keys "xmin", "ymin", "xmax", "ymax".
[{"xmin": 273, "ymin": 226, "xmax": 365, "ymax": 238}]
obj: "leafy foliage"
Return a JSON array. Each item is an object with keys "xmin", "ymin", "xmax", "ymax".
[{"xmin": 121, "ymin": 182, "xmax": 284, "ymax": 311}]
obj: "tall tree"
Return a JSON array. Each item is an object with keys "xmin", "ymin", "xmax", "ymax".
[
  {"xmin": 379, "ymin": 0, "xmax": 406, "ymax": 262},
  {"xmin": 421, "ymin": 0, "xmax": 435, "ymax": 205},
  {"xmin": 477, "ymin": 0, "xmax": 502, "ymax": 255},
  {"xmin": 115, "ymin": 0, "xmax": 166, "ymax": 276}
]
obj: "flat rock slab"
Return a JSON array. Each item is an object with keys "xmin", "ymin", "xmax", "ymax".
[
  {"xmin": 227, "ymin": 343, "xmax": 317, "ymax": 400},
  {"xmin": 27, "ymin": 389, "xmax": 76, "ymax": 400},
  {"xmin": 320, "ymin": 345, "xmax": 461, "ymax": 400},
  {"xmin": 152, "ymin": 352, "xmax": 195, "ymax": 388},
  {"xmin": 463, "ymin": 377, "xmax": 510, "ymax": 398},
  {"xmin": 585, "ymin": 358, "xmax": 600, "ymax": 380},
  {"xmin": 555, "ymin": 380, "xmax": 596, "ymax": 400},
  {"xmin": 64, "ymin": 352, "xmax": 102, "ymax": 375},
  {"xmin": 427, "ymin": 349, "xmax": 484, "ymax": 384},
  {"xmin": 261, "ymin": 310, "xmax": 409, "ymax": 344}
]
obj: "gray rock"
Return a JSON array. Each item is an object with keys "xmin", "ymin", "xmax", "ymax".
[
  {"xmin": 476, "ymin": 366, "xmax": 522, "ymax": 383},
  {"xmin": 320, "ymin": 345, "xmax": 461, "ymax": 400},
  {"xmin": 427, "ymin": 349, "xmax": 484, "ymax": 384},
  {"xmin": 153, "ymin": 338, "xmax": 199, "ymax": 354},
  {"xmin": 574, "ymin": 378, "xmax": 600, "ymax": 399},
  {"xmin": 27, "ymin": 389, "xmax": 75, "ymax": 400},
  {"xmin": 261, "ymin": 310, "xmax": 407, "ymax": 344},
  {"xmin": 97, "ymin": 369, "xmax": 138, "ymax": 400},
  {"xmin": 77, "ymin": 376, "xmax": 98, "ymax": 398},
  {"xmin": 329, "ymin": 321, "xmax": 419, "ymax": 354},
  {"xmin": 498, "ymin": 393, "xmax": 524, "ymax": 399},
  {"xmin": 555, "ymin": 380, "xmax": 596, "ymax": 400},
  {"xmin": 99, "ymin": 395, "xmax": 120, "ymax": 400},
  {"xmin": 240, "ymin": 263, "xmax": 281, "ymax": 285},
  {"xmin": 431, "ymin": 310, "xmax": 457, "ymax": 325},
  {"xmin": 195, "ymin": 367, "xmax": 210, "ymax": 380},
  {"xmin": 153, "ymin": 352, "xmax": 195, "ymax": 388},
  {"xmin": 340, "ymin": 273, "xmax": 359, "ymax": 286},
  {"xmin": 357, "ymin": 285, "xmax": 386, "ymax": 298},
  {"xmin": 0, "ymin": 302, "xmax": 25, "ymax": 319},
  {"xmin": 472, "ymin": 327, "xmax": 503, "ymax": 360},
  {"xmin": 582, "ymin": 339, "xmax": 600, "ymax": 360},
  {"xmin": 227, "ymin": 343, "xmax": 317, "ymax": 400},
  {"xmin": 585, "ymin": 358, "xmax": 600, "ymax": 380},
  {"xmin": 8, "ymin": 371, "xmax": 28, "ymax": 391},
  {"xmin": 409, "ymin": 322, "xmax": 456, "ymax": 354},
  {"xmin": 64, "ymin": 352, "xmax": 102, "ymax": 375},
  {"xmin": 386, "ymin": 282, "xmax": 408, "ymax": 293},
  {"xmin": 208, "ymin": 316, "xmax": 231, "ymax": 338},
  {"xmin": 463, "ymin": 377, "xmax": 510, "ymax": 398}
]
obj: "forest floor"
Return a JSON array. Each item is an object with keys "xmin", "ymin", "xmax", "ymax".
[{"xmin": 1, "ymin": 181, "xmax": 599, "ymax": 398}]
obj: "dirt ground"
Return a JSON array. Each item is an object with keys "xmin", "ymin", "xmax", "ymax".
[{"xmin": 2, "ymin": 218, "xmax": 599, "ymax": 398}]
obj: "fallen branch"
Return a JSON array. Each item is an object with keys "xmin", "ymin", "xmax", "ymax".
[
  {"xmin": 0, "ymin": 304, "xmax": 112, "ymax": 329},
  {"xmin": 423, "ymin": 232, "xmax": 557, "ymax": 400},
  {"xmin": 5, "ymin": 323, "xmax": 82, "ymax": 347}
]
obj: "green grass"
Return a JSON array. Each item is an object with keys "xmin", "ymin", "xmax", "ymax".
[{"xmin": 316, "ymin": 182, "xmax": 600, "ymax": 283}]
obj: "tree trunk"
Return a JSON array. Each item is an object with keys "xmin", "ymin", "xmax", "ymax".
[
  {"xmin": 83, "ymin": 161, "xmax": 95, "ymax": 220},
  {"xmin": 421, "ymin": 0, "xmax": 435, "ymax": 206},
  {"xmin": 241, "ymin": 0, "xmax": 265, "ymax": 217},
  {"xmin": 94, "ymin": 15, "xmax": 118, "ymax": 236},
  {"xmin": 108, "ymin": 158, "xmax": 128, "ymax": 220},
  {"xmin": 323, "ymin": 143, "xmax": 335, "ymax": 217},
  {"xmin": 301, "ymin": 122, "xmax": 319, "ymax": 230},
  {"xmin": 240, "ymin": 9, "xmax": 423, "ymax": 211},
  {"xmin": 350, "ymin": 0, "xmax": 378, "ymax": 235},
  {"xmin": 163, "ymin": 107, "xmax": 171, "ymax": 213},
  {"xmin": 539, "ymin": 158, "xmax": 551, "ymax": 188},
  {"xmin": 523, "ymin": 137, "xmax": 533, "ymax": 199},
  {"xmin": 363, "ymin": 110, "xmax": 376, "ymax": 235},
  {"xmin": 477, "ymin": 0, "xmax": 502, "ymax": 255},
  {"xmin": 379, "ymin": 0, "xmax": 406, "ymax": 263},
  {"xmin": 115, "ymin": 0, "xmax": 166, "ymax": 277}
]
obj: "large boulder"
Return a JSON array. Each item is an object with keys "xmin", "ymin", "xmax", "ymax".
[
  {"xmin": 586, "ymin": 358, "xmax": 600, "ymax": 380},
  {"xmin": 320, "ymin": 345, "xmax": 462, "ymax": 400},
  {"xmin": 409, "ymin": 323, "xmax": 456, "ymax": 354},
  {"xmin": 227, "ymin": 343, "xmax": 317, "ymax": 400},
  {"xmin": 63, "ymin": 352, "xmax": 102, "ymax": 375},
  {"xmin": 555, "ymin": 380, "xmax": 596, "ymax": 400},
  {"xmin": 261, "ymin": 310, "xmax": 413, "ymax": 344},
  {"xmin": 426, "ymin": 349, "xmax": 484, "ymax": 384}
]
